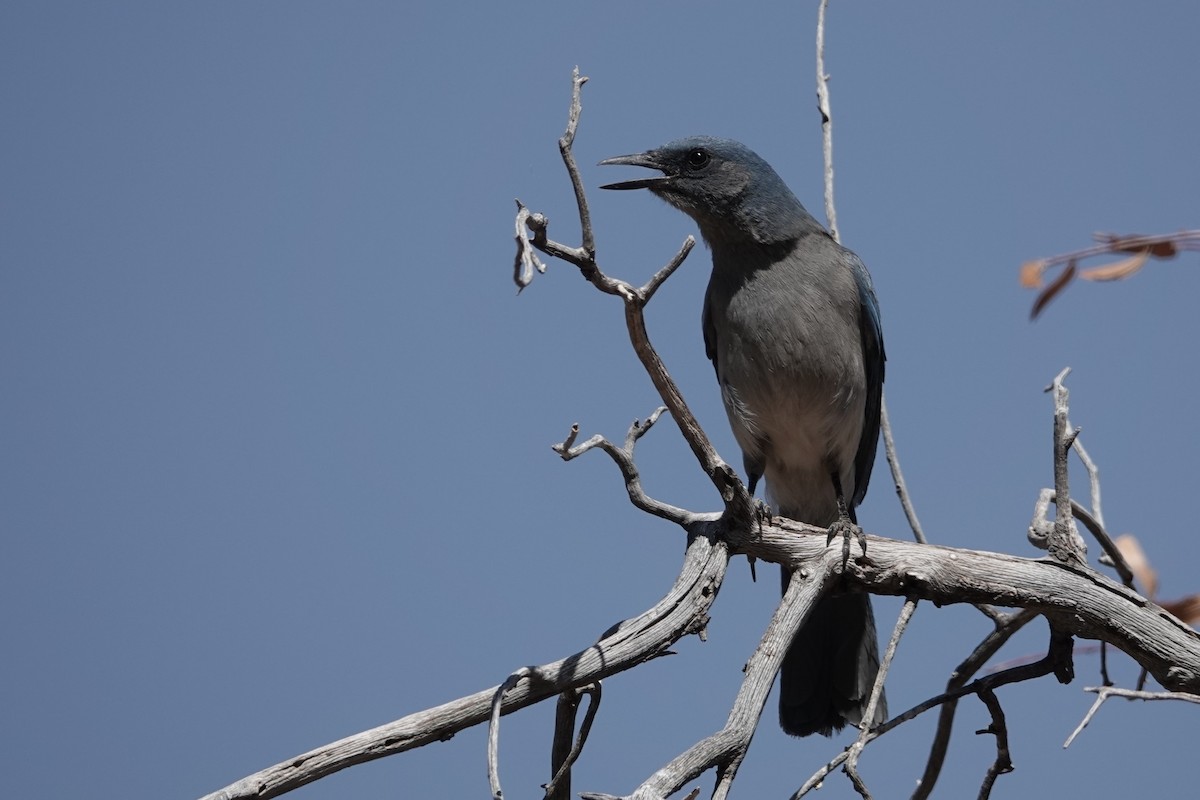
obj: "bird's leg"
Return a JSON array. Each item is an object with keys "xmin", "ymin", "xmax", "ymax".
[
  {"xmin": 826, "ymin": 471, "xmax": 868, "ymax": 566},
  {"xmin": 746, "ymin": 474, "xmax": 770, "ymax": 582},
  {"xmin": 753, "ymin": 498, "xmax": 773, "ymax": 529}
]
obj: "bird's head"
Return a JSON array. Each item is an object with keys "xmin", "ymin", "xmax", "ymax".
[{"xmin": 599, "ymin": 136, "xmax": 819, "ymax": 244}]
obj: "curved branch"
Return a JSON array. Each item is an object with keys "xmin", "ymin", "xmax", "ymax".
[
  {"xmin": 199, "ymin": 509, "xmax": 1200, "ymax": 800},
  {"xmin": 742, "ymin": 518, "xmax": 1200, "ymax": 693},
  {"xmin": 545, "ymin": 683, "xmax": 601, "ymax": 800},
  {"xmin": 553, "ymin": 410, "xmax": 692, "ymax": 525},
  {"xmin": 514, "ymin": 78, "xmax": 750, "ymax": 523},
  {"xmin": 1064, "ymin": 685, "xmax": 1200, "ymax": 747},
  {"xmin": 198, "ymin": 533, "xmax": 730, "ymax": 800},
  {"xmin": 583, "ymin": 550, "xmax": 839, "ymax": 800},
  {"xmin": 974, "ymin": 687, "xmax": 1013, "ymax": 799},
  {"xmin": 911, "ymin": 608, "xmax": 1039, "ymax": 799}
]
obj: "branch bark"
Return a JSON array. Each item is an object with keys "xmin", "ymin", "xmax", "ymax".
[
  {"xmin": 200, "ymin": 511, "xmax": 1200, "ymax": 800},
  {"xmin": 199, "ymin": 531, "xmax": 729, "ymax": 800}
]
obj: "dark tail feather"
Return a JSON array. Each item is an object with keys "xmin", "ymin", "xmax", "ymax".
[{"xmin": 778, "ymin": 566, "xmax": 886, "ymax": 737}]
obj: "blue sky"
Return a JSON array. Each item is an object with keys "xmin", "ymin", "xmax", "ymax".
[{"xmin": 4, "ymin": 2, "xmax": 1199, "ymax": 798}]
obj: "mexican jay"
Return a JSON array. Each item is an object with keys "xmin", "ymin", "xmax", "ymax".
[{"xmin": 600, "ymin": 136, "xmax": 887, "ymax": 737}]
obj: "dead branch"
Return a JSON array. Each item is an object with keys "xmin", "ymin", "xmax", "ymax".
[
  {"xmin": 198, "ymin": 531, "xmax": 730, "ymax": 800},
  {"xmin": 912, "ymin": 609, "xmax": 1040, "ymax": 799},
  {"xmin": 1064, "ymin": 685, "xmax": 1200, "ymax": 748},
  {"xmin": 199, "ymin": 499, "xmax": 1200, "ymax": 800}
]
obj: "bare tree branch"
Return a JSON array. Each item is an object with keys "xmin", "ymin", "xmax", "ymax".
[
  {"xmin": 513, "ymin": 75, "xmax": 754, "ymax": 528},
  {"xmin": 559, "ymin": 67, "xmax": 596, "ymax": 258},
  {"xmin": 912, "ymin": 608, "xmax": 1040, "ymax": 799},
  {"xmin": 800, "ymin": 615, "xmax": 1095, "ymax": 799},
  {"xmin": 198, "ymin": 502, "xmax": 1200, "ymax": 800},
  {"xmin": 514, "ymin": 201, "xmax": 548, "ymax": 290},
  {"xmin": 815, "ymin": 0, "xmax": 838, "ymax": 242},
  {"xmin": 198, "ymin": 532, "xmax": 731, "ymax": 800},
  {"xmin": 489, "ymin": 667, "xmax": 533, "ymax": 800},
  {"xmin": 1072, "ymin": 436, "xmax": 1105, "ymax": 529},
  {"xmin": 881, "ymin": 396, "xmax": 927, "ymax": 544},
  {"xmin": 1029, "ymin": 489, "xmax": 1136, "ymax": 590},
  {"xmin": 553, "ymin": 410, "xmax": 692, "ymax": 525},
  {"xmin": 1047, "ymin": 368, "xmax": 1088, "ymax": 568},
  {"xmin": 582, "ymin": 551, "xmax": 840, "ymax": 800},
  {"xmin": 545, "ymin": 683, "xmax": 601, "ymax": 800},
  {"xmin": 816, "ymin": 2, "xmax": 927, "ymax": 558},
  {"xmin": 1063, "ymin": 685, "xmax": 1200, "ymax": 748},
  {"xmin": 844, "ymin": 598, "xmax": 919, "ymax": 798},
  {"xmin": 974, "ymin": 688, "xmax": 1013, "ymax": 800}
]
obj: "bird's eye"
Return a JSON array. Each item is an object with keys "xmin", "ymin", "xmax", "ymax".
[{"xmin": 685, "ymin": 149, "xmax": 710, "ymax": 169}]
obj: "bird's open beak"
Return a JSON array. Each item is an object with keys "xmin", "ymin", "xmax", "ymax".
[{"xmin": 598, "ymin": 152, "xmax": 673, "ymax": 190}]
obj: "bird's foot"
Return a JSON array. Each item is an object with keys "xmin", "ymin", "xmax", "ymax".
[
  {"xmin": 744, "ymin": 499, "xmax": 773, "ymax": 583},
  {"xmin": 826, "ymin": 516, "xmax": 867, "ymax": 567},
  {"xmin": 753, "ymin": 498, "xmax": 774, "ymax": 531}
]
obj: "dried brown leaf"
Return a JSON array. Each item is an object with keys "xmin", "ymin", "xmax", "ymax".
[
  {"xmin": 1030, "ymin": 259, "xmax": 1077, "ymax": 319},
  {"xmin": 1079, "ymin": 250, "xmax": 1150, "ymax": 282},
  {"xmin": 1115, "ymin": 534, "xmax": 1158, "ymax": 599},
  {"xmin": 1020, "ymin": 259, "xmax": 1049, "ymax": 288},
  {"xmin": 1162, "ymin": 594, "xmax": 1200, "ymax": 626},
  {"xmin": 1109, "ymin": 235, "xmax": 1179, "ymax": 258}
]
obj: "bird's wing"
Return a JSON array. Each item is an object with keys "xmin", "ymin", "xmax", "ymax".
[
  {"xmin": 850, "ymin": 251, "xmax": 886, "ymax": 508},
  {"xmin": 701, "ymin": 281, "xmax": 719, "ymax": 373},
  {"xmin": 703, "ymin": 282, "xmax": 765, "ymax": 495}
]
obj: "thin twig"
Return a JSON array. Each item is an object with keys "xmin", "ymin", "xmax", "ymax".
[
  {"xmin": 1047, "ymin": 369, "xmax": 1087, "ymax": 567},
  {"xmin": 640, "ymin": 238, "xmax": 696, "ymax": 302},
  {"xmin": 1022, "ymin": 230, "xmax": 1200, "ymax": 318},
  {"xmin": 513, "ymin": 201, "xmax": 549, "ymax": 290},
  {"xmin": 560, "ymin": 68, "xmax": 595, "ymax": 258},
  {"xmin": 712, "ymin": 748, "xmax": 747, "ymax": 800},
  {"xmin": 515, "ymin": 76, "xmax": 750, "ymax": 524},
  {"xmin": 973, "ymin": 604, "xmax": 1008, "ymax": 625},
  {"xmin": 1028, "ymin": 489, "xmax": 1135, "ymax": 590},
  {"xmin": 553, "ymin": 409, "xmax": 692, "ymax": 525},
  {"xmin": 974, "ymin": 688, "xmax": 1013, "ymax": 800},
  {"xmin": 1073, "ymin": 437, "xmax": 1139, "ymax": 693},
  {"xmin": 1064, "ymin": 685, "xmax": 1200, "ymax": 748},
  {"xmin": 544, "ymin": 684, "xmax": 602, "ymax": 800},
  {"xmin": 815, "ymin": 0, "xmax": 838, "ymax": 241},
  {"xmin": 1068, "ymin": 497, "xmax": 1133, "ymax": 588},
  {"xmin": 884, "ymin": 634, "xmax": 1066, "ymax": 735},
  {"xmin": 912, "ymin": 608, "xmax": 1040, "ymax": 800},
  {"xmin": 489, "ymin": 668, "xmax": 534, "ymax": 800},
  {"xmin": 844, "ymin": 598, "xmax": 919, "ymax": 798},
  {"xmin": 802, "ymin": 624, "xmax": 1062, "ymax": 799},
  {"xmin": 816, "ymin": 3, "xmax": 925, "ymax": 554},
  {"xmin": 623, "ymin": 549, "xmax": 840, "ymax": 800},
  {"xmin": 881, "ymin": 395, "xmax": 926, "ymax": 544},
  {"xmin": 1024, "ymin": 231, "xmax": 1200, "ymax": 277},
  {"xmin": 1071, "ymin": 436, "xmax": 1104, "ymax": 529}
]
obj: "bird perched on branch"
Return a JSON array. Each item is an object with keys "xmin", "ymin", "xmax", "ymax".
[{"xmin": 600, "ymin": 136, "xmax": 886, "ymax": 737}]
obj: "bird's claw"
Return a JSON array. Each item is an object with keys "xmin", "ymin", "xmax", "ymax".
[
  {"xmin": 826, "ymin": 517, "xmax": 867, "ymax": 567},
  {"xmin": 753, "ymin": 498, "xmax": 774, "ymax": 531}
]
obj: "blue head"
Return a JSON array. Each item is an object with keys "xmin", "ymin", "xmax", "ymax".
[{"xmin": 600, "ymin": 136, "xmax": 823, "ymax": 245}]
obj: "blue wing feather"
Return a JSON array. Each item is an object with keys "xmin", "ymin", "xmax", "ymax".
[{"xmin": 850, "ymin": 253, "xmax": 885, "ymax": 509}]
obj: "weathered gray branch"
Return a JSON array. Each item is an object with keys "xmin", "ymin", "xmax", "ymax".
[
  {"xmin": 1064, "ymin": 685, "xmax": 1200, "ymax": 747},
  {"xmin": 199, "ymin": 509, "xmax": 1200, "ymax": 800},
  {"xmin": 580, "ymin": 548, "xmax": 838, "ymax": 800},
  {"xmin": 198, "ymin": 532, "xmax": 730, "ymax": 800}
]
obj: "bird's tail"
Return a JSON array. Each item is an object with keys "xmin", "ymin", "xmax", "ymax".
[{"xmin": 777, "ymin": 566, "xmax": 886, "ymax": 737}]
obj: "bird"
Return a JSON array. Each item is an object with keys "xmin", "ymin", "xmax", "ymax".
[{"xmin": 599, "ymin": 136, "xmax": 887, "ymax": 737}]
